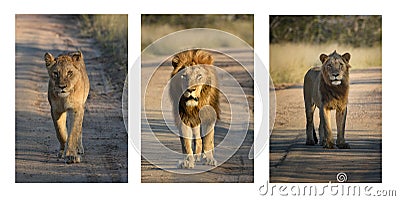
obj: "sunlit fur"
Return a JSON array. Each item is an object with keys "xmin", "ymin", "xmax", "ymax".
[
  {"xmin": 169, "ymin": 49, "xmax": 220, "ymax": 168},
  {"xmin": 303, "ymin": 51, "xmax": 351, "ymax": 149},
  {"xmin": 44, "ymin": 51, "xmax": 90, "ymax": 163}
]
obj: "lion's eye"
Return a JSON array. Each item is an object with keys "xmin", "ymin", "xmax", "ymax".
[
  {"xmin": 53, "ymin": 72, "xmax": 59, "ymax": 78},
  {"xmin": 197, "ymin": 74, "xmax": 202, "ymax": 80},
  {"xmin": 181, "ymin": 75, "xmax": 186, "ymax": 79},
  {"xmin": 67, "ymin": 70, "xmax": 73, "ymax": 77}
]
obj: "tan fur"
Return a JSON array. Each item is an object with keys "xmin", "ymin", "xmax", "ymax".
[
  {"xmin": 303, "ymin": 50, "xmax": 351, "ymax": 149},
  {"xmin": 169, "ymin": 49, "xmax": 220, "ymax": 168},
  {"xmin": 44, "ymin": 51, "xmax": 90, "ymax": 163}
]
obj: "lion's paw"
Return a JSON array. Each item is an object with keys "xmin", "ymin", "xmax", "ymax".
[
  {"xmin": 177, "ymin": 155, "xmax": 195, "ymax": 169},
  {"xmin": 323, "ymin": 141, "xmax": 335, "ymax": 149},
  {"xmin": 65, "ymin": 155, "xmax": 81, "ymax": 164},
  {"xmin": 194, "ymin": 154, "xmax": 202, "ymax": 162},
  {"xmin": 337, "ymin": 143, "xmax": 351, "ymax": 149},
  {"xmin": 203, "ymin": 157, "xmax": 217, "ymax": 166},
  {"xmin": 305, "ymin": 139, "xmax": 316, "ymax": 145},
  {"xmin": 57, "ymin": 149, "xmax": 64, "ymax": 159},
  {"xmin": 202, "ymin": 153, "xmax": 217, "ymax": 166}
]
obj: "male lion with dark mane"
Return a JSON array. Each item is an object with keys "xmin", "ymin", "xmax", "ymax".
[
  {"xmin": 44, "ymin": 51, "xmax": 90, "ymax": 163},
  {"xmin": 303, "ymin": 50, "xmax": 351, "ymax": 149},
  {"xmin": 169, "ymin": 49, "xmax": 220, "ymax": 168}
]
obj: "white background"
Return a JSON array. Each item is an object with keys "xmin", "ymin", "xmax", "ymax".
[{"xmin": 1, "ymin": 0, "xmax": 398, "ymax": 200}]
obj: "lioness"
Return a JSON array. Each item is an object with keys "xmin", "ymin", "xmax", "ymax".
[
  {"xmin": 303, "ymin": 50, "xmax": 351, "ymax": 149},
  {"xmin": 44, "ymin": 51, "xmax": 90, "ymax": 163},
  {"xmin": 169, "ymin": 49, "xmax": 220, "ymax": 168}
]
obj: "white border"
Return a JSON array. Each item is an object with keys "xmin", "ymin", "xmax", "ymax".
[{"xmin": 3, "ymin": 1, "xmax": 399, "ymax": 201}]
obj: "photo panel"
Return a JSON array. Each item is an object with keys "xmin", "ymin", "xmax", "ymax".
[
  {"xmin": 269, "ymin": 15, "xmax": 382, "ymax": 183},
  {"xmin": 140, "ymin": 14, "xmax": 254, "ymax": 183},
  {"xmin": 15, "ymin": 14, "xmax": 128, "ymax": 182}
]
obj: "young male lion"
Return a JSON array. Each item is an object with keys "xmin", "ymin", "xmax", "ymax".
[
  {"xmin": 169, "ymin": 49, "xmax": 220, "ymax": 168},
  {"xmin": 303, "ymin": 50, "xmax": 351, "ymax": 149},
  {"xmin": 44, "ymin": 51, "xmax": 90, "ymax": 163}
]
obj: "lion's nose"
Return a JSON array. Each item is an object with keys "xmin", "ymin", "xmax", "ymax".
[
  {"xmin": 59, "ymin": 84, "xmax": 67, "ymax": 90},
  {"xmin": 332, "ymin": 73, "xmax": 339, "ymax": 77},
  {"xmin": 186, "ymin": 88, "xmax": 195, "ymax": 93}
]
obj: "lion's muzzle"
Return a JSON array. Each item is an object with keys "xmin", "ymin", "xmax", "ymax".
[
  {"xmin": 55, "ymin": 85, "xmax": 70, "ymax": 98},
  {"xmin": 329, "ymin": 73, "xmax": 342, "ymax": 86},
  {"xmin": 183, "ymin": 88, "xmax": 199, "ymax": 107}
]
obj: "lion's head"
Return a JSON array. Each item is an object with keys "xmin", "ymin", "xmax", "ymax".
[
  {"xmin": 44, "ymin": 51, "xmax": 85, "ymax": 98},
  {"xmin": 178, "ymin": 65, "xmax": 213, "ymax": 107},
  {"xmin": 320, "ymin": 50, "xmax": 351, "ymax": 86},
  {"xmin": 170, "ymin": 50, "xmax": 215, "ymax": 107}
]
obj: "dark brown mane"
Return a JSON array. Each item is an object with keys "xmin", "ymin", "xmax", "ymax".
[
  {"xmin": 320, "ymin": 52, "xmax": 350, "ymax": 108},
  {"xmin": 178, "ymin": 84, "xmax": 220, "ymax": 127},
  {"xmin": 319, "ymin": 75, "xmax": 349, "ymax": 107}
]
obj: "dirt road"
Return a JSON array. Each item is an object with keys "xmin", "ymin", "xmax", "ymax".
[
  {"xmin": 270, "ymin": 67, "xmax": 382, "ymax": 183},
  {"xmin": 15, "ymin": 15, "xmax": 127, "ymax": 182},
  {"xmin": 141, "ymin": 50, "xmax": 254, "ymax": 182}
]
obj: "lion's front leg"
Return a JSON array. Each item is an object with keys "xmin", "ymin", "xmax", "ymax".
[
  {"xmin": 192, "ymin": 126, "xmax": 202, "ymax": 162},
  {"xmin": 321, "ymin": 107, "xmax": 334, "ymax": 149},
  {"xmin": 51, "ymin": 109, "xmax": 68, "ymax": 158},
  {"xmin": 305, "ymin": 104, "xmax": 317, "ymax": 145},
  {"xmin": 178, "ymin": 123, "xmax": 195, "ymax": 168},
  {"xmin": 201, "ymin": 123, "xmax": 217, "ymax": 166},
  {"xmin": 199, "ymin": 105, "xmax": 217, "ymax": 166},
  {"xmin": 65, "ymin": 107, "xmax": 84, "ymax": 164},
  {"xmin": 336, "ymin": 107, "xmax": 350, "ymax": 149}
]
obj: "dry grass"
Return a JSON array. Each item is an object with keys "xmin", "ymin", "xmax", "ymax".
[
  {"xmin": 80, "ymin": 14, "xmax": 128, "ymax": 66},
  {"xmin": 141, "ymin": 24, "xmax": 183, "ymax": 50},
  {"xmin": 270, "ymin": 43, "xmax": 382, "ymax": 85},
  {"xmin": 141, "ymin": 21, "xmax": 253, "ymax": 54},
  {"xmin": 79, "ymin": 14, "xmax": 128, "ymax": 91}
]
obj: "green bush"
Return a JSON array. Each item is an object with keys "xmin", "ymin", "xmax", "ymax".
[{"xmin": 270, "ymin": 16, "xmax": 381, "ymax": 47}]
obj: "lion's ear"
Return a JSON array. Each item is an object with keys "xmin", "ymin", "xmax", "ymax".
[
  {"xmin": 71, "ymin": 51, "xmax": 84, "ymax": 63},
  {"xmin": 319, "ymin": 54, "xmax": 328, "ymax": 64},
  {"xmin": 172, "ymin": 56, "xmax": 180, "ymax": 68},
  {"xmin": 70, "ymin": 51, "xmax": 86, "ymax": 70},
  {"xmin": 44, "ymin": 52, "xmax": 55, "ymax": 70},
  {"xmin": 342, "ymin": 53, "xmax": 351, "ymax": 63}
]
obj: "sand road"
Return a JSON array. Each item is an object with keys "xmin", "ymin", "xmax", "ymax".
[{"xmin": 270, "ymin": 67, "xmax": 382, "ymax": 183}]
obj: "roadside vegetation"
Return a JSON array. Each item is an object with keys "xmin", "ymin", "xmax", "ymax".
[
  {"xmin": 79, "ymin": 14, "xmax": 128, "ymax": 90},
  {"xmin": 270, "ymin": 16, "xmax": 381, "ymax": 85},
  {"xmin": 270, "ymin": 43, "xmax": 381, "ymax": 84},
  {"xmin": 80, "ymin": 14, "xmax": 127, "ymax": 67},
  {"xmin": 141, "ymin": 14, "xmax": 254, "ymax": 50}
]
